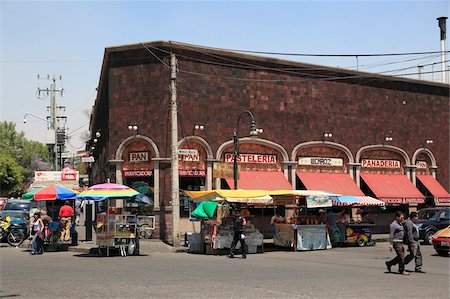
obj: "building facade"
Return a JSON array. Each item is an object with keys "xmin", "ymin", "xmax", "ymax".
[{"xmin": 89, "ymin": 41, "xmax": 450, "ymax": 240}]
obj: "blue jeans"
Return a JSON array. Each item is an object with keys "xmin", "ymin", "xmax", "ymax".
[{"xmin": 31, "ymin": 234, "xmax": 44, "ymax": 254}]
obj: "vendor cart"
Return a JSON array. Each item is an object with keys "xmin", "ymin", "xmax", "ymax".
[{"xmin": 97, "ymin": 212, "xmax": 138, "ymax": 256}]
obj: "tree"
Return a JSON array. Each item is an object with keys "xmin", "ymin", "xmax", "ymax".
[
  {"xmin": 0, "ymin": 154, "xmax": 24, "ymax": 196},
  {"xmin": 0, "ymin": 121, "xmax": 50, "ymax": 196}
]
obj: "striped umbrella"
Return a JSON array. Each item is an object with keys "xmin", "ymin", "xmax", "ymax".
[
  {"xmin": 77, "ymin": 183, "xmax": 139, "ymax": 201},
  {"xmin": 32, "ymin": 185, "xmax": 78, "ymax": 201}
]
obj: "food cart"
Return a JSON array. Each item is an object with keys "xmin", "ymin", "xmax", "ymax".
[
  {"xmin": 330, "ymin": 196, "xmax": 384, "ymax": 247},
  {"xmin": 77, "ymin": 183, "xmax": 141, "ymax": 256}
]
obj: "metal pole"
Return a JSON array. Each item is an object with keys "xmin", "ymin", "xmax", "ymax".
[
  {"xmin": 170, "ymin": 53, "xmax": 180, "ymax": 247},
  {"xmin": 233, "ymin": 131, "xmax": 239, "ymax": 190}
]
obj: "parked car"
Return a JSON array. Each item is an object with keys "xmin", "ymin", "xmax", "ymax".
[
  {"xmin": 2, "ymin": 199, "xmax": 31, "ymax": 213},
  {"xmin": 417, "ymin": 207, "xmax": 441, "ymax": 220},
  {"xmin": 431, "ymin": 226, "xmax": 450, "ymax": 256},
  {"xmin": 417, "ymin": 207, "xmax": 450, "ymax": 245}
]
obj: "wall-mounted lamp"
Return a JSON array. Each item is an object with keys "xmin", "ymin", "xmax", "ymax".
[
  {"xmin": 322, "ymin": 132, "xmax": 333, "ymax": 142},
  {"xmin": 95, "ymin": 131, "xmax": 101, "ymax": 138},
  {"xmin": 384, "ymin": 136, "xmax": 393, "ymax": 145},
  {"xmin": 128, "ymin": 125, "xmax": 138, "ymax": 134},
  {"xmin": 424, "ymin": 139, "xmax": 433, "ymax": 147},
  {"xmin": 193, "ymin": 124, "xmax": 205, "ymax": 135}
]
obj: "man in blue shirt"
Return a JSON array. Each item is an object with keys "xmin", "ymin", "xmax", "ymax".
[{"xmin": 385, "ymin": 211, "xmax": 409, "ymax": 275}]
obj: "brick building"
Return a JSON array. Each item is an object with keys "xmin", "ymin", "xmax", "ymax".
[{"xmin": 89, "ymin": 41, "xmax": 449, "ymax": 239}]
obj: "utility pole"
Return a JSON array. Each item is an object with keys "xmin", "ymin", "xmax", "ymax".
[
  {"xmin": 37, "ymin": 75, "xmax": 65, "ymax": 171},
  {"xmin": 170, "ymin": 53, "xmax": 180, "ymax": 247}
]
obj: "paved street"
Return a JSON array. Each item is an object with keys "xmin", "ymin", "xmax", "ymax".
[{"xmin": 0, "ymin": 243, "xmax": 448, "ymax": 299}]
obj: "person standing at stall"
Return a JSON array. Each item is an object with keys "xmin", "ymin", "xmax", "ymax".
[
  {"xmin": 385, "ymin": 211, "xmax": 409, "ymax": 275},
  {"xmin": 404, "ymin": 212, "xmax": 424, "ymax": 273},
  {"xmin": 229, "ymin": 207, "xmax": 247, "ymax": 259},
  {"xmin": 59, "ymin": 200, "xmax": 74, "ymax": 242}
]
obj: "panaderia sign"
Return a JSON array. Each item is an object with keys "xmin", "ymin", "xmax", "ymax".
[
  {"xmin": 361, "ymin": 159, "xmax": 401, "ymax": 169},
  {"xmin": 224, "ymin": 153, "xmax": 277, "ymax": 164}
]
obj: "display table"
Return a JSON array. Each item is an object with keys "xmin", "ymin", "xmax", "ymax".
[
  {"xmin": 295, "ymin": 224, "xmax": 331, "ymax": 251},
  {"xmin": 97, "ymin": 213, "xmax": 137, "ymax": 256}
]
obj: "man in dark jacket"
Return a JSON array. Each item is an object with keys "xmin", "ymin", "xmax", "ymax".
[
  {"xmin": 229, "ymin": 207, "xmax": 247, "ymax": 259},
  {"xmin": 404, "ymin": 212, "xmax": 424, "ymax": 273},
  {"xmin": 385, "ymin": 211, "xmax": 409, "ymax": 275}
]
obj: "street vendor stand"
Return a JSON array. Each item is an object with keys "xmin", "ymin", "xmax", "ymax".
[
  {"xmin": 23, "ymin": 185, "xmax": 78, "ymax": 250},
  {"xmin": 184, "ymin": 189, "xmax": 338, "ymax": 253},
  {"xmin": 77, "ymin": 183, "xmax": 140, "ymax": 257},
  {"xmin": 331, "ymin": 196, "xmax": 385, "ymax": 247}
]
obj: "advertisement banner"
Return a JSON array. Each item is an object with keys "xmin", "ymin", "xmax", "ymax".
[
  {"xmin": 122, "ymin": 170, "xmax": 152, "ymax": 177},
  {"xmin": 296, "ymin": 225, "xmax": 332, "ymax": 251},
  {"xmin": 34, "ymin": 170, "xmax": 79, "ymax": 181},
  {"xmin": 306, "ymin": 196, "xmax": 333, "ymax": 208}
]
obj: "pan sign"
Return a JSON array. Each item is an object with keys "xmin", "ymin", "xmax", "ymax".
[
  {"xmin": 129, "ymin": 151, "xmax": 149, "ymax": 162},
  {"xmin": 178, "ymin": 149, "xmax": 200, "ymax": 162},
  {"xmin": 298, "ymin": 157, "xmax": 343, "ymax": 167},
  {"xmin": 416, "ymin": 161, "xmax": 427, "ymax": 169},
  {"xmin": 362, "ymin": 159, "xmax": 401, "ymax": 169}
]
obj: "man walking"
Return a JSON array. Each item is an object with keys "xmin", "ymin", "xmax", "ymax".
[
  {"xmin": 385, "ymin": 211, "xmax": 409, "ymax": 275},
  {"xmin": 404, "ymin": 212, "xmax": 425, "ymax": 273},
  {"xmin": 229, "ymin": 207, "xmax": 247, "ymax": 259}
]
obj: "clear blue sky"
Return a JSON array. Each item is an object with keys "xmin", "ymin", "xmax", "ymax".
[{"xmin": 1, "ymin": 1, "xmax": 448, "ymax": 153}]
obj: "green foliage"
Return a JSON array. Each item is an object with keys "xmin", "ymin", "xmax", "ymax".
[
  {"xmin": 0, "ymin": 121, "xmax": 50, "ymax": 196},
  {"xmin": 0, "ymin": 154, "xmax": 24, "ymax": 196}
]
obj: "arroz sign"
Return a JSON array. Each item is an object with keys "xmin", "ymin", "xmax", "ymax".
[
  {"xmin": 129, "ymin": 151, "xmax": 149, "ymax": 162},
  {"xmin": 361, "ymin": 159, "xmax": 401, "ymax": 168},
  {"xmin": 224, "ymin": 153, "xmax": 277, "ymax": 164},
  {"xmin": 298, "ymin": 157, "xmax": 343, "ymax": 167}
]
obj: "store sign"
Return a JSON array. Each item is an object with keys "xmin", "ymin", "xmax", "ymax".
[
  {"xmin": 122, "ymin": 170, "xmax": 153, "ymax": 177},
  {"xmin": 416, "ymin": 161, "xmax": 427, "ymax": 169},
  {"xmin": 382, "ymin": 197, "xmax": 425, "ymax": 204},
  {"xmin": 179, "ymin": 170, "xmax": 206, "ymax": 177},
  {"xmin": 34, "ymin": 170, "xmax": 79, "ymax": 181},
  {"xmin": 436, "ymin": 198, "xmax": 450, "ymax": 204},
  {"xmin": 224, "ymin": 153, "xmax": 277, "ymax": 164},
  {"xmin": 361, "ymin": 159, "xmax": 401, "ymax": 168},
  {"xmin": 213, "ymin": 162, "xmax": 238, "ymax": 179},
  {"xmin": 272, "ymin": 195, "xmax": 296, "ymax": 206},
  {"xmin": 61, "ymin": 167, "xmax": 77, "ymax": 180},
  {"xmin": 178, "ymin": 149, "xmax": 200, "ymax": 162},
  {"xmin": 298, "ymin": 157, "xmax": 343, "ymax": 167},
  {"xmin": 129, "ymin": 151, "xmax": 149, "ymax": 162}
]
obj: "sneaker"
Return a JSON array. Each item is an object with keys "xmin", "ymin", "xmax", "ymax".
[
  {"xmin": 228, "ymin": 254, "xmax": 234, "ymax": 258},
  {"xmin": 399, "ymin": 272, "xmax": 410, "ymax": 275},
  {"xmin": 30, "ymin": 252, "xmax": 35, "ymax": 255},
  {"xmin": 414, "ymin": 270, "xmax": 426, "ymax": 273},
  {"xmin": 385, "ymin": 262, "xmax": 391, "ymax": 273},
  {"xmin": 242, "ymin": 255, "xmax": 247, "ymax": 259}
]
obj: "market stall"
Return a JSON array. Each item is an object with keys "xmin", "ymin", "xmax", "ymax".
[
  {"xmin": 23, "ymin": 185, "xmax": 78, "ymax": 250},
  {"xmin": 330, "ymin": 195, "xmax": 385, "ymax": 247},
  {"xmin": 184, "ymin": 189, "xmax": 338, "ymax": 253},
  {"xmin": 77, "ymin": 183, "xmax": 140, "ymax": 256}
]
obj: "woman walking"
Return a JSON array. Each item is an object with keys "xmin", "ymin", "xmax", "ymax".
[{"xmin": 31, "ymin": 212, "xmax": 44, "ymax": 255}]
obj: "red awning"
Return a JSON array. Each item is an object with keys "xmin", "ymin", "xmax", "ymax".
[
  {"xmin": 225, "ymin": 171, "xmax": 292, "ymax": 190},
  {"xmin": 296, "ymin": 172, "xmax": 364, "ymax": 196},
  {"xmin": 360, "ymin": 173, "xmax": 425, "ymax": 204},
  {"xmin": 416, "ymin": 175, "xmax": 450, "ymax": 205}
]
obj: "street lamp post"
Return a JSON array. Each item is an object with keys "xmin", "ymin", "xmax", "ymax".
[{"xmin": 232, "ymin": 110, "xmax": 261, "ymax": 190}]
